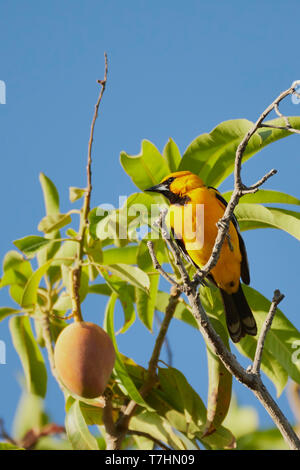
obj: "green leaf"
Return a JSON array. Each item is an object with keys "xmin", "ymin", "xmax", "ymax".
[
  {"xmin": 65, "ymin": 399, "xmax": 99, "ymax": 450},
  {"xmin": 0, "ymin": 443, "xmax": 24, "ymax": 450},
  {"xmin": 13, "ymin": 391, "xmax": 47, "ymax": 440},
  {"xmin": 237, "ymin": 428, "xmax": 288, "ymax": 450},
  {"xmin": 69, "ymin": 187, "xmax": 85, "ymax": 203},
  {"xmin": 89, "ymin": 280, "xmax": 136, "ymax": 333},
  {"xmin": 163, "ymin": 138, "xmax": 182, "ymax": 172},
  {"xmin": 91, "ymin": 208, "xmax": 129, "ymax": 247},
  {"xmin": 39, "ymin": 173, "xmax": 60, "ymax": 215},
  {"xmin": 34, "ymin": 437, "xmax": 72, "ymax": 450},
  {"xmin": 38, "ymin": 173, "xmax": 62, "ymax": 266},
  {"xmin": 21, "ymin": 260, "xmax": 53, "ymax": 308},
  {"xmin": 130, "ymin": 410, "xmax": 186, "ymax": 450},
  {"xmin": 53, "ymin": 292, "xmax": 72, "ymax": 311},
  {"xmin": 88, "ymin": 283, "xmax": 112, "ymax": 296},
  {"xmin": 156, "ymin": 367, "xmax": 235, "ymax": 449},
  {"xmin": 205, "ymin": 313, "xmax": 232, "ymax": 432},
  {"xmin": 222, "ymin": 396, "xmax": 258, "ymax": 440},
  {"xmin": 120, "ymin": 140, "xmax": 170, "ymax": 191},
  {"xmin": 101, "ymin": 246, "xmax": 138, "ymax": 265},
  {"xmin": 235, "ymin": 204, "xmax": 300, "ymax": 240},
  {"xmin": 125, "ymin": 191, "xmax": 159, "ymax": 211},
  {"xmin": 80, "ymin": 402, "xmax": 103, "ymax": 426},
  {"xmin": 117, "ymin": 285, "xmax": 136, "ymax": 334},
  {"xmin": 9, "ymin": 316, "xmax": 47, "ymax": 397},
  {"xmin": 158, "ymin": 367, "xmax": 207, "ymax": 437},
  {"xmin": 38, "ymin": 213, "xmax": 72, "ymax": 234},
  {"xmin": 103, "ymin": 264, "xmax": 150, "ymax": 292},
  {"xmin": 222, "ymin": 189, "xmax": 300, "ymax": 206},
  {"xmin": 14, "ymin": 236, "xmax": 52, "ymax": 256},
  {"xmin": 52, "ymin": 240, "xmax": 78, "ymax": 266},
  {"xmin": 135, "ymin": 273, "xmax": 159, "ymax": 331},
  {"xmin": 9, "ymin": 285, "xmax": 25, "ymax": 306},
  {"xmin": 0, "ymin": 252, "xmax": 33, "ymax": 288},
  {"xmin": 137, "ymin": 237, "xmax": 169, "ymax": 272},
  {"xmin": 104, "ymin": 293, "xmax": 152, "ymax": 410},
  {"xmin": 0, "ymin": 307, "xmax": 21, "ymax": 322},
  {"xmin": 179, "ymin": 117, "xmax": 300, "ymax": 187},
  {"xmin": 3, "ymin": 250, "xmax": 29, "ymax": 272}
]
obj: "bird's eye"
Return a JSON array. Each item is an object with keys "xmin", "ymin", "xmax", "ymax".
[{"xmin": 166, "ymin": 177, "xmax": 175, "ymax": 185}]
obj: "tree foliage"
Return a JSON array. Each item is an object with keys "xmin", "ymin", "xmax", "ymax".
[{"xmin": 1, "ymin": 117, "xmax": 300, "ymax": 450}]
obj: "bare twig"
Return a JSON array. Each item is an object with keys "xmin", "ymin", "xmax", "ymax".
[
  {"xmin": 154, "ymin": 312, "xmax": 173, "ymax": 367},
  {"xmin": 147, "ymin": 240, "xmax": 181, "ymax": 290},
  {"xmin": 20, "ymin": 423, "xmax": 65, "ymax": 449},
  {"xmin": 72, "ymin": 53, "xmax": 108, "ymax": 322},
  {"xmin": 260, "ymin": 124, "xmax": 300, "ymax": 135},
  {"xmin": 147, "ymin": 285, "xmax": 181, "ymax": 380},
  {"xmin": 252, "ymin": 289, "xmax": 285, "ymax": 375},
  {"xmin": 0, "ymin": 419, "xmax": 17, "ymax": 446},
  {"xmin": 274, "ymin": 103, "xmax": 291, "ymax": 128}
]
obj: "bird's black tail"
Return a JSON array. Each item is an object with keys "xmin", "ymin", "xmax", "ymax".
[{"xmin": 220, "ymin": 284, "xmax": 257, "ymax": 343}]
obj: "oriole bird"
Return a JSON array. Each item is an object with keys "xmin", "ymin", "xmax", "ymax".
[{"xmin": 145, "ymin": 170, "xmax": 257, "ymax": 343}]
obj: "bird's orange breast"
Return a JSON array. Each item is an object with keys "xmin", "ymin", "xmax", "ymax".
[{"xmin": 166, "ymin": 187, "xmax": 242, "ymax": 294}]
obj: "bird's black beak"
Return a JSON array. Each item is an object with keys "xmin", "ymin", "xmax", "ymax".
[{"xmin": 144, "ymin": 182, "xmax": 169, "ymax": 194}]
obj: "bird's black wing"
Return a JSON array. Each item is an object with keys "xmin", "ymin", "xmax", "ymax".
[
  {"xmin": 170, "ymin": 227, "xmax": 198, "ymax": 268},
  {"xmin": 208, "ymin": 186, "xmax": 250, "ymax": 285}
]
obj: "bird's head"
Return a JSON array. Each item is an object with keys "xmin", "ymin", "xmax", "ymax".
[{"xmin": 145, "ymin": 171, "xmax": 204, "ymax": 204}]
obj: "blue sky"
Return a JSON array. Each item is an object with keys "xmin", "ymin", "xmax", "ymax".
[{"xmin": 0, "ymin": 0, "xmax": 299, "ymax": 440}]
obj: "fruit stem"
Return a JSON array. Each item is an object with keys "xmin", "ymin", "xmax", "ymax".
[{"xmin": 70, "ymin": 267, "xmax": 83, "ymax": 322}]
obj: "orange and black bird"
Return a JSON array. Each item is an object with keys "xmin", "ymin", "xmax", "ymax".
[{"xmin": 145, "ymin": 170, "xmax": 257, "ymax": 343}]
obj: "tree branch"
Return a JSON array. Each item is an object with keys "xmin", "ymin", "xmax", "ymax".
[
  {"xmin": 192, "ymin": 81, "xmax": 300, "ymax": 287},
  {"xmin": 147, "ymin": 81, "xmax": 300, "ymax": 450},
  {"xmin": 252, "ymin": 289, "xmax": 285, "ymax": 375},
  {"xmin": 72, "ymin": 53, "xmax": 108, "ymax": 322},
  {"xmin": 108, "ymin": 286, "xmax": 181, "ymax": 449}
]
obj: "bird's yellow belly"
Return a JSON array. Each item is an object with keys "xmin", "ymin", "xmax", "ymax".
[{"xmin": 167, "ymin": 193, "xmax": 242, "ymax": 294}]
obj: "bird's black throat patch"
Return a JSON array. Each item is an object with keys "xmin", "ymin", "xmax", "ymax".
[{"xmin": 165, "ymin": 191, "xmax": 190, "ymax": 205}]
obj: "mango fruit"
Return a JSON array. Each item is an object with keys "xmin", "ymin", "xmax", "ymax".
[{"xmin": 54, "ymin": 321, "xmax": 115, "ymax": 398}]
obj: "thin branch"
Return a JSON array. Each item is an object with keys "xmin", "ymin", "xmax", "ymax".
[
  {"xmin": 0, "ymin": 419, "xmax": 17, "ymax": 446},
  {"xmin": 252, "ymin": 289, "xmax": 285, "ymax": 375},
  {"xmin": 147, "ymin": 285, "xmax": 181, "ymax": 380},
  {"xmin": 84, "ymin": 52, "xmax": 108, "ymax": 226},
  {"xmin": 274, "ymin": 103, "xmax": 291, "ymax": 128},
  {"xmin": 154, "ymin": 312, "xmax": 173, "ymax": 367},
  {"xmin": 241, "ymin": 168, "xmax": 278, "ymax": 193},
  {"xmin": 72, "ymin": 53, "xmax": 108, "ymax": 322},
  {"xmin": 111, "ymin": 286, "xmax": 181, "ymax": 449},
  {"xmin": 260, "ymin": 124, "xmax": 300, "ymax": 135},
  {"xmin": 147, "ymin": 240, "xmax": 181, "ymax": 290},
  {"xmin": 102, "ymin": 390, "xmax": 119, "ymax": 450}
]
